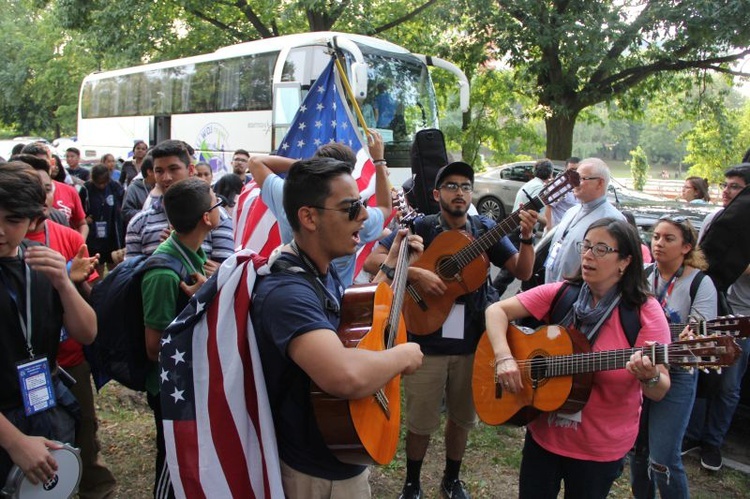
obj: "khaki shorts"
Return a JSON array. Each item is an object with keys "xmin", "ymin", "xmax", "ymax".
[
  {"xmin": 280, "ymin": 461, "xmax": 371, "ymax": 498},
  {"xmin": 404, "ymin": 353, "xmax": 478, "ymax": 435}
]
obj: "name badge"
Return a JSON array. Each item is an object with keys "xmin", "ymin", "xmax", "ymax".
[
  {"xmin": 95, "ymin": 221, "xmax": 108, "ymax": 239},
  {"xmin": 16, "ymin": 357, "xmax": 56, "ymax": 416},
  {"xmin": 544, "ymin": 240, "xmax": 563, "ymax": 269}
]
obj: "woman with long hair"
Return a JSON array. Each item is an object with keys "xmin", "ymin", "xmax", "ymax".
[
  {"xmin": 630, "ymin": 215, "xmax": 717, "ymax": 498},
  {"xmin": 485, "ymin": 218, "xmax": 671, "ymax": 498},
  {"xmin": 681, "ymin": 176, "xmax": 710, "ymax": 204},
  {"xmin": 120, "ymin": 140, "xmax": 148, "ymax": 187}
]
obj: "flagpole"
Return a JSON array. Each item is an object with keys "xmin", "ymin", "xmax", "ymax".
[{"xmin": 332, "ymin": 54, "xmax": 370, "ymax": 137}]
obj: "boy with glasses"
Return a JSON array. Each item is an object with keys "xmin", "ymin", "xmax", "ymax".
[
  {"xmin": 231, "ymin": 149, "xmax": 252, "ymax": 184},
  {"xmin": 141, "ymin": 177, "xmax": 221, "ymax": 498}
]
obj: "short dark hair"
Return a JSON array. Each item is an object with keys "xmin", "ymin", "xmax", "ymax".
[
  {"xmin": 570, "ymin": 217, "xmax": 649, "ymax": 308},
  {"xmin": 233, "ymin": 149, "xmax": 250, "ymax": 158},
  {"xmin": 10, "ymin": 143, "xmax": 25, "ymax": 156},
  {"xmin": 283, "ymin": 158, "xmax": 354, "ymax": 232},
  {"xmin": 151, "ymin": 140, "xmax": 192, "ymax": 168},
  {"xmin": 10, "ymin": 154, "xmax": 50, "ymax": 174},
  {"xmin": 163, "ymin": 177, "xmax": 212, "ymax": 233},
  {"xmin": 66, "ymin": 147, "xmax": 80, "ymax": 156},
  {"xmin": 566, "ymin": 157, "xmax": 581, "ymax": 166},
  {"xmin": 0, "ymin": 162, "xmax": 46, "ymax": 220},
  {"xmin": 724, "ymin": 164, "xmax": 750, "ymax": 185},
  {"xmin": 313, "ymin": 143, "xmax": 357, "ymax": 167},
  {"xmin": 91, "ymin": 164, "xmax": 110, "ymax": 184},
  {"xmin": 533, "ymin": 159, "xmax": 553, "ymax": 180},
  {"xmin": 140, "ymin": 155, "xmax": 154, "ymax": 177},
  {"xmin": 20, "ymin": 142, "xmax": 49, "ymax": 157}
]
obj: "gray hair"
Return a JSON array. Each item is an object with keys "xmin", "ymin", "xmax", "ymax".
[{"xmin": 579, "ymin": 157, "xmax": 611, "ymax": 191}]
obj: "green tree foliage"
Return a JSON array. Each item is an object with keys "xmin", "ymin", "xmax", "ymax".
[
  {"xmin": 457, "ymin": 69, "xmax": 543, "ymax": 168},
  {"xmin": 466, "ymin": 0, "xmax": 750, "ymax": 160},
  {"xmin": 628, "ymin": 146, "xmax": 650, "ymax": 191}
]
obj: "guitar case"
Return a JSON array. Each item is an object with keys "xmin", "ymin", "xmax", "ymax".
[{"xmin": 410, "ymin": 128, "xmax": 449, "ymax": 215}]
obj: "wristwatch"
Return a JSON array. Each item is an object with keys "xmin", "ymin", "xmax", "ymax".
[
  {"xmin": 379, "ymin": 263, "xmax": 396, "ymax": 280},
  {"xmin": 640, "ymin": 371, "xmax": 661, "ymax": 388},
  {"xmin": 519, "ymin": 236, "xmax": 534, "ymax": 245}
]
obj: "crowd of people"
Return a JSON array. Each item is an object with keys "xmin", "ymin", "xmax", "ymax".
[{"xmin": 0, "ymin": 137, "xmax": 748, "ymax": 499}]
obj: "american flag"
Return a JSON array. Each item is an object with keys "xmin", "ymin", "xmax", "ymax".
[
  {"xmin": 160, "ymin": 250, "xmax": 283, "ymax": 499},
  {"xmin": 234, "ymin": 57, "xmax": 380, "ymax": 276}
]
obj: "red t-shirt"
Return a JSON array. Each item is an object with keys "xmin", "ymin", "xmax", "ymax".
[
  {"xmin": 53, "ymin": 181, "xmax": 86, "ymax": 228},
  {"xmin": 26, "ymin": 221, "xmax": 99, "ymax": 367}
]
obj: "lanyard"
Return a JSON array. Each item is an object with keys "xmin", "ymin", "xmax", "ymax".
[
  {"xmin": 0, "ymin": 248, "xmax": 34, "ymax": 358},
  {"xmin": 170, "ymin": 238, "xmax": 199, "ymax": 275},
  {"xmin": 653, "ymin": 265, "xmax": 683, "ymax": 310},
  {"xmin": 290, "ymin": 240, "xmax": 341, "ymax": 310}
]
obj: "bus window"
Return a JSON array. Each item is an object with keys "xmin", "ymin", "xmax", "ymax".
[{"xmin": 282, "ymin": 46, "xmax": 331, "ymax": 90}]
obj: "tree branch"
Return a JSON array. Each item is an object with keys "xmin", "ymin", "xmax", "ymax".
[
  {"xmin": 372, "ymin": 0, "xmax": 440, "ymax": 34},
  {"xmin": 183, "ymin": 7, "xmax": 245, "ymax": 41},
  {"xmin": 233, "ymin": 0, "xmax": 274, "ymax": 38}
]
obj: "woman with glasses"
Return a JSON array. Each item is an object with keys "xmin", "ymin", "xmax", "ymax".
[
  {"xmin": 630, "ymin": 215, "xmax": 717, "ymax": 498},
  {"xmin": 485, "ymin": 218, "xmax": 671, "ymax": 498},
  {"xmin": 681, "ymin": 177, "xmax": 710, "ymax": 204}
]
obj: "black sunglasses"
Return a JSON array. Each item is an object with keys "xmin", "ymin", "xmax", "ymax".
[
  {"xmin": 207, "ymin": 197, "xmax": 226, "ymax": 212},
  {"xmin": 310, "ymin": 199, "xmax": 364, "ymax": 221}
]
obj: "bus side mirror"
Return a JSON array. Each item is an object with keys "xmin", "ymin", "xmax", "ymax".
[{"xmin": 351, "ymin": 62, "xmax": 368, "ymax": 101}]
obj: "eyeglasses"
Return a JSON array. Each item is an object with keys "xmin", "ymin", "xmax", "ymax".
[
  {"xmin": 439, "ymin": 182, "xmax": 473, "ymax": 193},
  {"xmin": 233, "ymin": 157, "xmax": 248, "ymax": 163},
  {"xmin": 310, "ymin": 199, "xmax": 364, "ymax": 221},
  {"xmin": 580, "ymin": 176, "xmax": 601, "ymax": 182},
  {"xmin": 576, "ymin": 241, "xmax": 619, "ymax": 258},
  {"xmin": 207, "ymin": 197, "xmax": 226, "ymax": 212},
  {"xmin": 719, "ymin": 182, "xmax": 745, "ymax": 191}
]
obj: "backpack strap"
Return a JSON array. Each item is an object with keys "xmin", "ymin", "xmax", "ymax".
[
  {"xmin": 547, "ymin": 281, "xmax": 640, "ymax": 348},
  {"xmin": 688, "ymin": 270, "xmax": 706, "ymax": 307},
  {"xmin": 142, "ymin": 253, "xmax": 190, "ymax": 283},
  {"xmin": 271, "ymin": 259, "xmax": 340, "ymax": 315}
]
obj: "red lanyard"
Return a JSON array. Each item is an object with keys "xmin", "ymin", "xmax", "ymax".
[{"xmin": 653, "ymin": 266, "xmax": 683, "ymax": 310}]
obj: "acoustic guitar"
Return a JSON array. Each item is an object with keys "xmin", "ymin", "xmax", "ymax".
[
  {"xmin": 668, "ymin": 315, "xmax": 750, "ymax": 339},
  {"xmin": 404, "ymin": 169, "xmax": 580, "ymax": 335},
  {"xmin": 472, "ymin": 324, "xmax": 741, "ymax": 426},
  {"xmin": 310, "ymin": 207, "xmax": 417, "ymax": 465}
]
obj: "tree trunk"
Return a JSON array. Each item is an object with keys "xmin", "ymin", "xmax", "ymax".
[{"xmin": 545, "ymin": 113, "xmax": 578, "ymax": 161}]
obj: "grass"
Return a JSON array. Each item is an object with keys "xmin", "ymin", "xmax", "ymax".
[{"xmin": 94, "ymin": 382, "xmax": 750, "ymax": 498}]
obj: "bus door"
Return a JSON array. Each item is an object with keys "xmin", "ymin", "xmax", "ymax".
[{"xmin": 150, "ymin": 116, "xmax": 171, "ymax": 146}]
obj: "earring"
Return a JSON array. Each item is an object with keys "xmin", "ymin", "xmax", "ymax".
[{"xmin": 618, "ymin": 268, "xmax": 624, "ymax": 275}]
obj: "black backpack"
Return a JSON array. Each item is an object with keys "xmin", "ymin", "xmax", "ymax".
[{"xmin": 88, "ymin": 253, "xmax": 189, "ymax": 391}]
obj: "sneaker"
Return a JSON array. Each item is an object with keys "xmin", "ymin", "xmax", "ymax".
[
  {"xmin": 700, "ymin": 444, "xmax": 723, "ymax": 471},
  {"xmin": 441, "ymin": 478, "xmax": 471, "ymax": 499},
  {"xmin": 681, "ymin": 437, "xmax": 701, "ymax": 456},
  {"xmin": 398, "ymin": 481, "xmax": 421, "ymax": 499}
]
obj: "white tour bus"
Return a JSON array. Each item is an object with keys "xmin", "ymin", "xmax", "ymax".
[{"xmin": 77, "ymin": 31, "xmax": 469, "ymax": 183}]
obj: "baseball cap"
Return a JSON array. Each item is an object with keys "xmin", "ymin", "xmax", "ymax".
[{"xmin": 434, "ymin": 161, "xmax": 474, "ymax": 189}]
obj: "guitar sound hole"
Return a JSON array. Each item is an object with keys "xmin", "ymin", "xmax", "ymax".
[
  {"xmin": 436, "ymin": 256, "xmax": 459, "ymax": 280},
  {"xmin": 528, "ymin": 354, "xmax": 548, "ymax": 388}
]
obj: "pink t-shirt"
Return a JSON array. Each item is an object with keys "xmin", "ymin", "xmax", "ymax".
[{"xmin": 517, "ymin": 282, "xmax": 670, "ymax": 462}]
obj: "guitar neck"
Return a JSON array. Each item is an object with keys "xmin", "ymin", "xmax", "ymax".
[
  {"xmin": 542, "ymin": 344, "xmax": 670, "ymax": 377},
  {"xmin": 668, "ymin": 316, "xmax": 750, "ymax": 338}
]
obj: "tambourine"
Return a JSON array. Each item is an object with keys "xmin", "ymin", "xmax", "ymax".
[{"xmin": 1, "ymin": 443, "xmax": 81, "ymax": 499}]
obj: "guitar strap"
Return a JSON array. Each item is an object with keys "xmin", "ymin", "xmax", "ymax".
[{"xmin": 270, "ymin": 259, "xmax": 340, "ymax": 315}]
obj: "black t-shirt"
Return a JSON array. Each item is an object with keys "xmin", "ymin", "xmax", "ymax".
[
  {"xmin": 0, "ymin": 254, "xmax": 63, "ymax": 410},
  {"xmin": 250, "ymin": 253, "xmax": 365, "ymax": 480}
]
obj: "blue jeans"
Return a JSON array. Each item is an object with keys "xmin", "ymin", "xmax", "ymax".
[
  {"xmin": 686, "ymin": 337, "xmax": 750, "ymax": 447},
  {"xmin": 519, "ymin": 431, "xmax": 624, "ymax": 499},
  {"xmin": 630, "ymin": 368, "xmax": 697, "ymax": 499}
]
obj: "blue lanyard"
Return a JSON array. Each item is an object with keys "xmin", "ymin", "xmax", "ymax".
[{"xmin": 0, "ymin": 248, "xmax": 34, "ymax": 358}]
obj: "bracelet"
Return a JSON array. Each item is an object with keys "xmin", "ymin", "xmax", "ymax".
[
  {"xmin": 496, "ymin": 356, "xmax": 515, "ymax": 364},
  {"xmin": 66, "ymin": 260, "xmax": 73, "ymax": 277},
  {"xmin": 373, "ymin": 159, "xmax": 387, "ymax": 165},
  {"xmin": 519, "ymin": 237, "xmax": 533, "ymax": 245},
  {"xmin": 379, "ymin": 263, "xmax": 396, "ymax": 280},
  {"xmin": 640, "ymin": 371, "xmax": 661, "ymax": 388}
]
